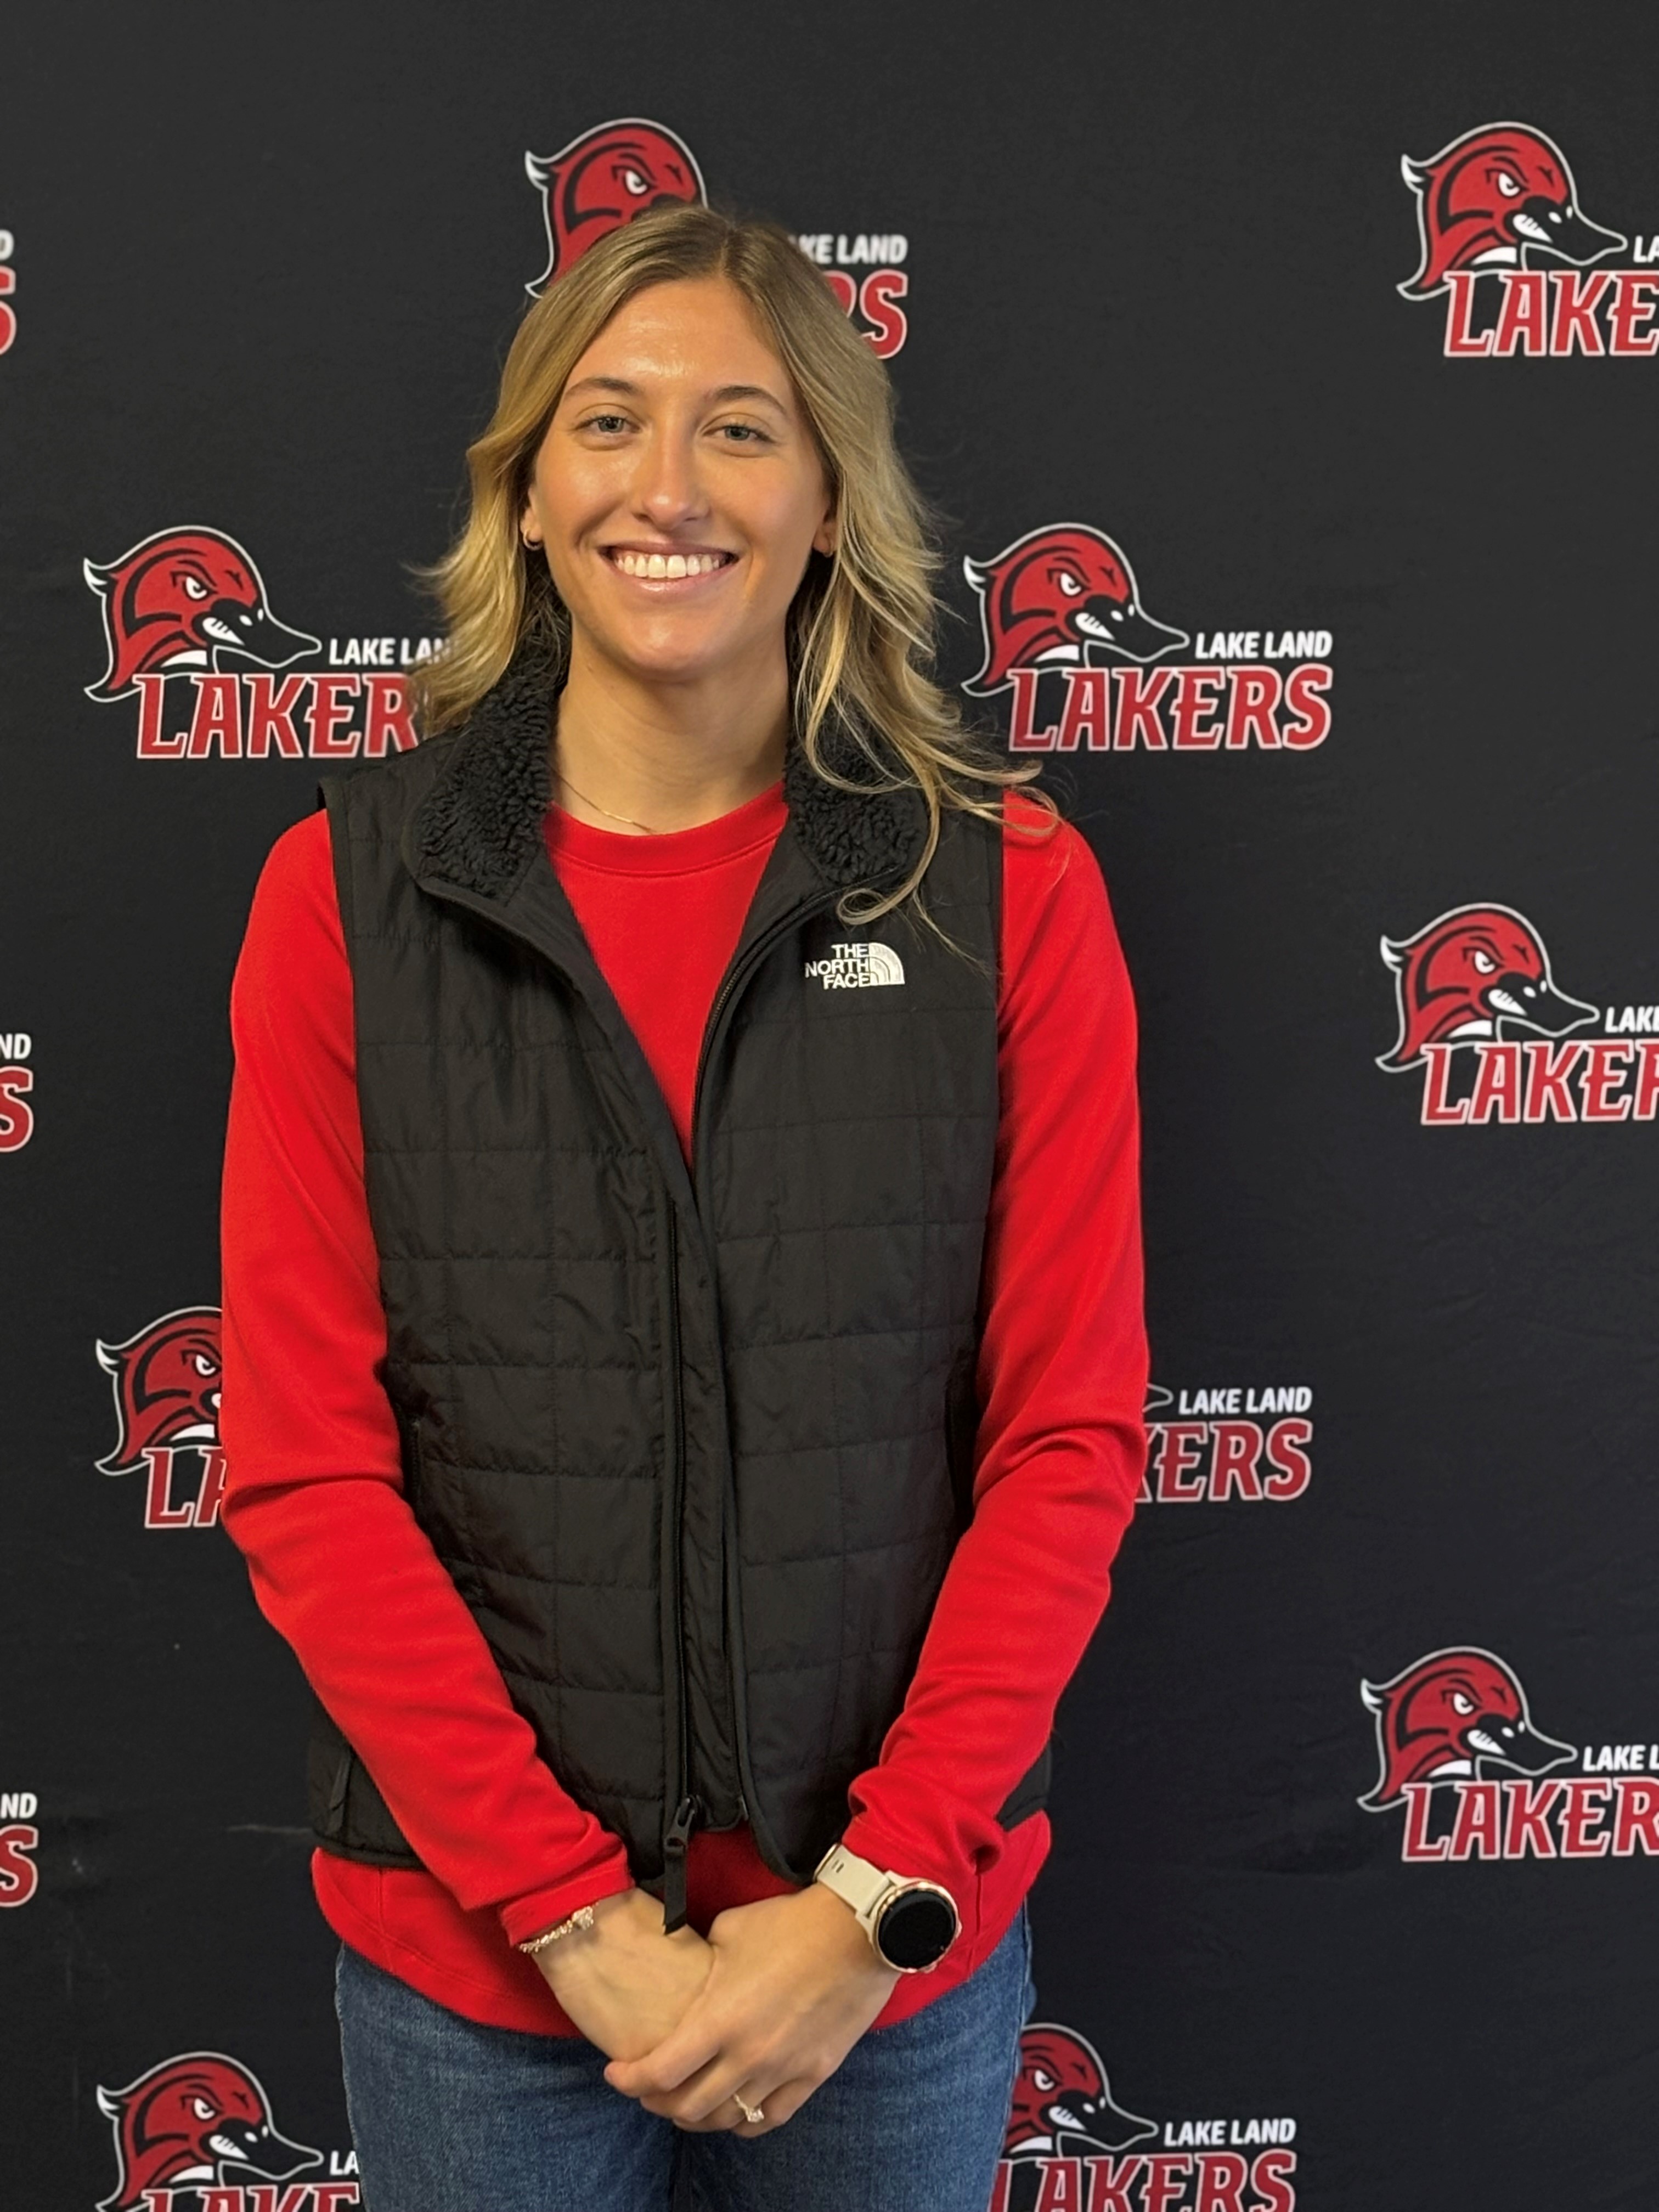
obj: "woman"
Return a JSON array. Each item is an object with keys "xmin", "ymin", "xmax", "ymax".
[{"xmin": 220, "ymin": 204, "xmax": 1146, "ymax": 2211}]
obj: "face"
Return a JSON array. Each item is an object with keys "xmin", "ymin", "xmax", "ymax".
[{"xmin": 522, "ymin": 275, "xmax": 836, "ymax": 688}]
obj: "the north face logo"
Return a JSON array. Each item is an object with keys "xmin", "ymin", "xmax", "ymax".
[{"xmin": 804, "ymin": 941, "xmax": 906, "ymax": 989}]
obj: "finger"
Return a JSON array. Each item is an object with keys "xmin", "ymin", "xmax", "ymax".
[
  {"xmin": 668, "ymin": 2103, "xmax": 747, "ymax": 2135},
  {"xmin": 641, "ymin": 2051, "xmax": 768, "ymax": 2128},
  {"xmin": 730, "ymin": 2073, "xmax": 816, "ymax": 2138},
  {"xmin": 604, "ymin": 2014, "xmax": 725, "ymax": 2100},
  {"xmin": 668, "ymin": 2076, "xmax": 785, "ymax": 2136}
]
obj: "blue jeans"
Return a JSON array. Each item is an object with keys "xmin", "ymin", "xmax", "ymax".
[{"xmin": 336, "ymin": 1908, "xmax": 1034, "ymax": 2211}]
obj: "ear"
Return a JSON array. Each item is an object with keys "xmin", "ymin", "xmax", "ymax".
[{"xmin": 812, "ymin": 499, "xmax": 838, "ymax": 559}]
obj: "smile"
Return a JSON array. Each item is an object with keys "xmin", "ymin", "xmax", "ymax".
[{"xmin": 606, "ymin": 548, "xmax": 735, "ymax": 581}]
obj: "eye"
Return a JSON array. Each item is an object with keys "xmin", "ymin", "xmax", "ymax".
[
  {"xmin": 1056, "ymin": 573, "xmax": 1083, "ymax": 598},
  {"xmin": 1031, "ymin": 2068, "xmax": 1056, "ymax": 2091},
  {"xmin": 1470, "ymin": 951, "xmax": 1496, "ymax": 974},
  {"xmin": 193, "ymin": 1353, "xmax": 217, "ymax": 1376},
  {"xmin": 582, "ymin": 413, "xmax": 631, "ymax": 436},
  {"xmin": 181, "ymin": 576, "xmax": 208, "ymax": 601},
  {"xmin": 714, "ymin": 422, "xmax": 770, "ymax": 445},
  {"xmin": 622, "ymin": 167, "xmax": 648, "ymax": 196},
  {"xmin": 1450, "ymin": 1692, "xmax": 1474, "ymax": 1714},
  {"xmin": 190, "ymin": 2097, "xmax": 217, "ymax": 2119},
  {"xmin": 1495, "ymin": 172, "xmax": 1521, "ymax": 199}
]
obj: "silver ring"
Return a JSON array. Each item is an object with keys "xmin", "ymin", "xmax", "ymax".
[{"xmin": 733, "ymin": 2094, "xmax": 765, "ymax": 2125}]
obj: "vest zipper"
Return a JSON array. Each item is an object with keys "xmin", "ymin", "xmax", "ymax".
[
  {"xmin": 689, "ymin": 891, "xmax": 840, "ymax": 1178},
  {"xmin": 659, "ymin": 1201, "xmax": 698, "ymax": 1933},
  {"xmin": 686, "ymin": 889, "xmax": 841, "ymax": 1869},
  {"xmin": 662, "ymin": 1791, "xmax": 702, "ymax": 1933}
]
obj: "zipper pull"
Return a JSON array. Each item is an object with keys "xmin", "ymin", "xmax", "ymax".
[{"xmin": 662, "ymin": 1794, "xmax": 701, "ymax": 1934}]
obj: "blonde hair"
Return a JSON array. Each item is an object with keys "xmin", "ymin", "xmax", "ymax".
[{"xmin": 417, "ymin": 202, "xmax": 1053, "ymax": 921}]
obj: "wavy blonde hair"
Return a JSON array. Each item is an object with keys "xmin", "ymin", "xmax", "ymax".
[{"xmin": 417, "ymin": 202, "xmax": 1053, "ymax": 920}]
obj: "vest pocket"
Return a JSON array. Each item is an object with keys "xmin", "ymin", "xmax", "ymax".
[
  {"xmin": 399, "ymin": 1412, "xmax": 486, "ymax": 1607},
  {"xmin": 307, "ymin": 1703, "xmax": 359, "ymax": 1849},
  {"xmin": 306, "ymin": 1700, "xmax": 421, "ymax": 1867},
  {"xmin": 944, "ymin": 1347, "xmax": 980, "ymax": 1532},
  {"xmin": 995, "ymin": 1740, "xmax": 1052, "ymax": 1830},
  {"xmin": 396, "ymin": 1409, "xmax": 423, "ymax": 1510}
]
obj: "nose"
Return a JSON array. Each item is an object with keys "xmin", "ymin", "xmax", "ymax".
[{"xmin": 629, "ymin": 422, "xmax": 709, "ymax": 533}]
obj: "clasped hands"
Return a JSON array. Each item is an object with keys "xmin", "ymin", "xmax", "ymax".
[{"xmin": 532, "ymin": 1883, "xmax": 899, "ymax": 2137}]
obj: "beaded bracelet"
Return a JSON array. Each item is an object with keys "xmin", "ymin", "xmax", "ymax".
[{"xmin": 516, "ymin": 1904, "xmax": 596, "ymax": 1956}]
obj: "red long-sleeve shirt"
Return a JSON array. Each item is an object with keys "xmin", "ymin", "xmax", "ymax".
[{"xmin": 219, "ymin": 779, "xmax": 1145, "ymax": 2034}]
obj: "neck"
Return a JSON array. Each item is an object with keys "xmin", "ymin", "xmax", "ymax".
[{"xmin": 552, "ymin": 632, "xmax": 789, "ymax": 835}]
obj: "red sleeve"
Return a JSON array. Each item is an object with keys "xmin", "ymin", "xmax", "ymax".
[
  {"xmin": 840, "ymin": 793, "xmax": 1147, "ymax": 1908},
  {"xmin": 218, "ymin": 811, "xmax": 633, "ymax": 1949}
]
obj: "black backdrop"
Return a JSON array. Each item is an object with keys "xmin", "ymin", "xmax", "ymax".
[{"xmin": 4, "ymin": 4, "xmax": 1657, "ymax": 2206}]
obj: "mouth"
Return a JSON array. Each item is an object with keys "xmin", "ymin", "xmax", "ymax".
[
  {"xmin": 1074, "ymin": 608, "xmax": 1123, "ymax": 641},
  {"xmin": 1072, "ymin": 596, "xmax": 1190, "ymax": 663},
  {"xmin": 1484, "ymin": 974, "xmax": 1598, "ymax": 1035},
  {"xmin": 200, "ymin": 614, "xmax": 245, "ymax": 645},
  {"xmin": 603, "ymin": 544, "xmax": 737, "ymax": 585}
]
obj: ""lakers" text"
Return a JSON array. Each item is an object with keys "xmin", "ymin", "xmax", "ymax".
[
  {"xmin": 1414, "ymin": 1040, "xmax": 1659, "ymax": 1126},
  {"xmin": 1440, "ymin": 269, "xmax": 1659, "ymax": 357},
  {"xmin": 1396, "ymin": 1778, "xmax": 1659, "ymax": 1861},
  {"xmin": 1004, "ymin": 664, "xmax": 1331, "ymax": 753},
  {"xmin": 131, "ymin": 673, "xmax": 417, "ymax": 761}
]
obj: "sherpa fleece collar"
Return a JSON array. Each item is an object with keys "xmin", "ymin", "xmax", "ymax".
[{"xmin": 408, "ymin": 642, "xmax": 928, "ymax": 903}]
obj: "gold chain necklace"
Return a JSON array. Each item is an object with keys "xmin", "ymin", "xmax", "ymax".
[{"xmin": 554, "ymin": 766, "xmax": 657, "ymax": 836}]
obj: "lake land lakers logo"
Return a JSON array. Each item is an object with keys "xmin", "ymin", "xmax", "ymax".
[
  {"xmin": 524, "ymin": 117, "xmax": 706, "ymax": 292},
  {"xmin": 1006, "ymin": 2024, "xmax": 1156, "ymax": 2161},
  {"xmin": 94, "ymin": 2049, "xmax": 354, "ymax": 2211},
  {"xmin": 0, "ymin": 1785, "xmax": 40, "ymax": 1908},
  {"xmin": 0, "ymin": 1023, "xmax": 31, "ymax": 1154},
  {"xmin": 1398, "ymin": 121, "xmax": 1659, "ymax": 356},
  {"xmin": 965, "ymin": 526, "xmax": 1189, "ymax": 686},
  {"xmin": 523, "ymin": 116, "xmax": 911, "ymax": 356},
  {"xmin": 991, "ymin": 2021, "xmax": 1296, "ymax": 2211},
  {"xmin": 83, "ymin": 526, "xmax": 424, "ymax": 761},
  {"xmin": 963, "ymin": 523, "xmax": 1331, "ymax": 755},
  {"xmin": 1141, "ymin": 1381, "xmax": 1313, "ymax": 1505},
  {"xmin": 95, "ymin": 1307, "xmax": 227, "ymax": 1530},
  {"xmin": 84, "ymin": 529, "xmax": 317, "ymax": 700},
  {"xmin": 1375, "ymin": 902, "xmax": 1659, "ymax": 1126},
  {"xmin": 1360, "ymin": 1646, "xmax": 1659, "ymax": 1866}
]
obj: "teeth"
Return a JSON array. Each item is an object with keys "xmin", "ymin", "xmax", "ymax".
[
  {"xmin": 1075, "ymin": 609, "xmax": 1120, "ymax": 639},
  {"xmin": 612, "ymin": 550, "xmax": 727, "ymax": 579}
]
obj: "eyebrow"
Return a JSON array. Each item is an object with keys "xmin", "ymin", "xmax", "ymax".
[{"xmin": 563, "ymin": 375, "xmax": 790, "ymax": 411}]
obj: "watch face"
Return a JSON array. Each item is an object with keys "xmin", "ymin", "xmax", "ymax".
[{"xmin": 876, "ymin": 1887, "xmax": 958, "ymax": 1971}]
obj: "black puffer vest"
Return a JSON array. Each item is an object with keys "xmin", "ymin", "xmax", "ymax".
[{"xmin": 308, "ymin": 651, "xmax": 1048, "ymax": 1923}]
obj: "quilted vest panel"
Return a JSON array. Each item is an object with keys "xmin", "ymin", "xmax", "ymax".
[{"xmin": 303, "ymin": 651, "xmax": 1040, "ymax": 1900}]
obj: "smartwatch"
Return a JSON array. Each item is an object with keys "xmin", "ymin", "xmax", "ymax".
[{"xmin": 812, "ymin": 1842, "xmax": 961, "ymax": 1972}]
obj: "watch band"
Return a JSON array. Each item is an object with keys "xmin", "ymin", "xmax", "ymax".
[{"xmin": 812, "ymin": 1842, "xmax": 961, "ymax": 1971}]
